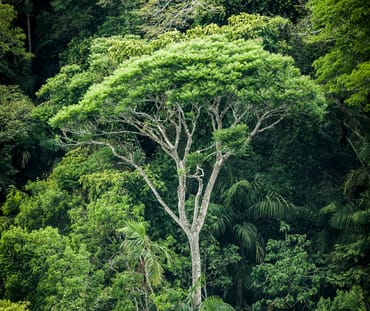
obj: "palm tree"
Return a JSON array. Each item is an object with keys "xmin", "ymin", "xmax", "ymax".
[
  {"xmin": 207, "ymin": 175, "xmax": 296, "ymax": 306},
  {"xmin": 119, "ymin": 221, "xmax": 171, "ymax": 293}
]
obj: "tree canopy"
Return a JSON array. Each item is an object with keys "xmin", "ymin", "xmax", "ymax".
[{"xmin": 49, "ymin": 34, "xmax": 324, "ymax": 307}]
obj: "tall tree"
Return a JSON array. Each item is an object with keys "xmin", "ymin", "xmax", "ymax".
[{"xmin": 50, "ymin": 35, "xmax": 324, "ymax": 307}]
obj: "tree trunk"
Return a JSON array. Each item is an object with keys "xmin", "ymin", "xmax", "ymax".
[
  {"xmin": 26, "ymin": 14, "xmax": 32, "ymax": 53},
  {"xmin": 188, "ymin": 231, "xmax": 202, "ymax": 309}
]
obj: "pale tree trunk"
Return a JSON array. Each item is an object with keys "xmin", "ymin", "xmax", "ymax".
[
  {"xmin": 188, "ymin": 231, "xmax": 202, "ymax": 309},
  {"xmin": 88, "ymin": 100, "xmax": 285, "ymax": 308}
]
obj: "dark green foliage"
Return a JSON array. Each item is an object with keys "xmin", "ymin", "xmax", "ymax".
[
  {"xmin": 0, "ymin": 85, "xmax": 57, "ymax": 201},
  {"xmin": 250, "ymin": 233, "xmax": 322, "ymax": 310},
  {"xmin": 0, "ymin": 86, "xmax": 34, "ymax": 196},
  {"xmin": 309, "ymin": 0, "xmax": 370, "ymax": 111},
  {"xmin": 0, "ymin": 3, "xmax": 32, "ymax": 85},
  {"xmin": 223, "ymin": 0, "xmax": 307, "ymax": 22}
]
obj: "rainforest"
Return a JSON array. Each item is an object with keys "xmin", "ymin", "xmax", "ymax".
[{"xmin": 0, "ymin": 0, "xmax": 369, "ymax": 310}]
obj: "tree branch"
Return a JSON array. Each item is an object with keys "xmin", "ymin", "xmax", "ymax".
[{"xmin": 90, "ymin": 140, "xmax": 185, "ymax": 231}]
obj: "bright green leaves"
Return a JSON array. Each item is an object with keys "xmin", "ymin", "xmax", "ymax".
[
  {"xmin": 0, "ymin": 226, "xmax": 66, "ymax": 304},
  {"xmin": 200, "ymin": 296, "xmax": 235, "ymax": 311},
  {"xmin": 0, "ymin": 226, "xmax": 103, "ymax": 310},
  {"xmin": 40, "ymin": 245, "xmax": 103, "ymax": 311},
  {"xmin": 339, "ymin": 61, "xmax": 370, "ymax": 110},
  {"xmin": 0, "ymin": 86, "xmax": 34, "ymax": 145},
  {"xmin": 221, "ymin": 13, "xmax": 290, "ymax": 53},
  {"xmin": 35, "ymin": 64, "xmax": 92, "ymax": 122},
  {"xmin": 250, "ymin": 234, "xmax": 322, "ymax": 310},
  {"xmin": 315, "ymin": 285, "xmax": 367, "ymax": 311},
  {"xmin": 136, "ymin": 0, "xmax": 224, "ymax": 38},
  {"xmin": 309, "ymin": 0, "xmax": 370, "ymax": 111},
  {"xmin": 213, "ymin": 124, "xmax": 248, "ymax": 154},
  {"xmin": 13, "ymin": 179, "xmax": 74, "ymax": 232},
  {"xmin": 0, "ymin": 143, "xmax": 148, "ymax": 309},
  {"xmin": 39, "ymin": 12, "xmax": 295, "ymax": 120},
  {"xmin": 51, "ymin": 35, "xmax": 323, "ymax": 136},
  {"xmin": 0, "ymin": 299, "xmax": 30, "ymax": 310}
]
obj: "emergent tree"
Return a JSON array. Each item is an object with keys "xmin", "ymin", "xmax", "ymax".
[{"xmin": 50, "ymin": 35, "xmax": 324, "ymax": 308}]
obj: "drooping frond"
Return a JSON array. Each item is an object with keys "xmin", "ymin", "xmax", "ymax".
[
  {"xmin": 351, "ymin": 209, "xmax": 370, "ymax": 226},
  {"xmin": 118, "ymin": 220, "xmax": 170, "ymax": 288},
  {"xmin": 320, "ymin": 202, "xmax": 368, "ymax": 232},
  {"xmin": 233, "ymin": 222, "xmax": 257, "ymax": 249},
  {"xmin": 359, "ymin": 142, "xmax": 370, "ymax": 165},
  {"xmin": 200, "ymin": 296, "xmax": 235, "ymax": 311},
  {"xmin": 224, "ymin": 180, "xmax": 252, "ymax": 208},
  {"xmin": 312, "ymin": 230, "xmax": 330, "ymax": 253},
  {"xmin": 207, "ymin": 203, "xmax": 233, "ymax": 236},
  {"xmin": 248, "ymin": 189, "xmax": 295, "ymax": 220},
  {"xmin": 323, "ymin": 286, "xmax": 368, "ymax": 311},
  {"xmin": 294, "ymin": 206, "xmax": 318, "ymax": 223},
  {"xmin": 255, "ymin": 234, "xmax": 265, "ymax": 263},
  {"xmin": 143, "ymin": 251, "xmax": 163, "ymax": 288},
  {"xmin": 320, "ymin": 202, "xmax": 337, "ymax": 215},
  {"xmin": 344, "ymin": 167, "xmax": 370, "ymax": 198},
  {"xmin": 329, "ymin": 205, "xmax": 355, "ymax": 230}
]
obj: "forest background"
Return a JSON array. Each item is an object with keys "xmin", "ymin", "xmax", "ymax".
[{"xmin": 0, "ymin": 0, "xmax": 369, "ymax": 310}]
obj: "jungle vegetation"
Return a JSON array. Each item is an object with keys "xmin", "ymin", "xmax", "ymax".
[{"xmin": 0, "ymin": 0, "xmax": 369, "ymax": 310}]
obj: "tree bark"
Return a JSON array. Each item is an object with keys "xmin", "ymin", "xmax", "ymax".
[{"xmin": 188, "ymin": 231, "xmax": 202, "ymax": 309}]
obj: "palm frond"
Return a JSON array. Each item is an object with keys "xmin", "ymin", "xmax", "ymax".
[
  {"xmin": 233, "ymin": 222, "xmax": 257, "ymax": 249},
  {"xmin": 118, "ymin": 220, "xmax": 170, "ymax": 288},
  {"xmin": 337, "ymin": 285, "xmax": 367, "ymax": 311},
  {"xmin": 359, "ymin": 142, "xmax": 370, "ymax": 165},
  {"xmin": 344, "ymin": 167, "xmax": 369, "ymax": 197},
  {"xmin": 294, "ymin": 206, "xmax": 318, "ymax": 223},
  {"xmin": 320, "ymin": 202, "xmax": 337, "ymax": 215},
  {"xmin": 255, "ymin": 235, "xmax": 265, "ymax": 263},
  {"xmin": 313, "ymin": 230, "xmax": 330, "ymax": 253},
  {"xmin": 208, "ymin": 203, "xmax": 233, "ymax": 236},
  {"xmin": 200, "ymin": 296, "xmax": 235, "ymax": 311},
  {"xmin": 351, "ymin": 209, "xmax": 370, "ymax": 226},
  {"xmin": 144, "ymin": 252, "xmax": 163, "ymax": 287},
  {"xmin": 224, "ymin": 180, "xmax": 251, "ymax": 208},
  {"xmin": 329, "ymin": 205, "xmax": 355, "ymax": 230},
  {"xmin": 248, "ymin": 190, "xmax": 294, "ymax": 220}
]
